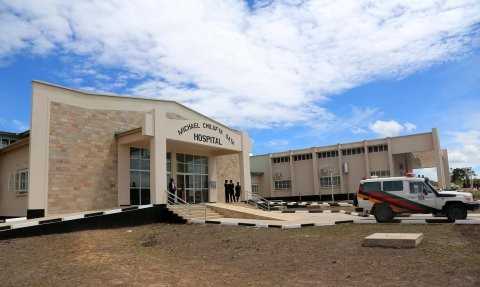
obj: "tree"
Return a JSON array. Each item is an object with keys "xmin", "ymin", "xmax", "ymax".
[
  {"xmin": 451, "ymin": 168, "xmax": 466, "ymax": 185},
  {"xmin": 451, "ymin": 167, "xmax": 477, "ymax": 188}
]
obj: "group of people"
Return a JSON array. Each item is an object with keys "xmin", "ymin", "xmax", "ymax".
[{"xmin": 224, "ymin": 180, "xmax": 241, "ymax": 203}]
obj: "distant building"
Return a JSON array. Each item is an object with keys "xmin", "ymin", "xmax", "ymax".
[
  {"xmin": 250, "ymin": 129, "xmax": 450, "ymax": 201},
  {"xmin": 0, "ymin": 131, "xmax": 28, "ymax": 149}
]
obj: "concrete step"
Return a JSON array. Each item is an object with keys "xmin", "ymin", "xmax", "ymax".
[{"xmin": 167, "ymin": 205, "xmax": 222, "ymax": 221}]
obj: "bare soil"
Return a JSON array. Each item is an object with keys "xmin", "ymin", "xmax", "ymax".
[{"xmin": 0, "ymin": 223, "xmax": 479, "ymax": 287}]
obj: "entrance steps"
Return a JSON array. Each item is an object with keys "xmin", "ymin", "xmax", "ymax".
[{"xmin": 167, "ymin": 205, "xmax": 223, "ymax": 221}]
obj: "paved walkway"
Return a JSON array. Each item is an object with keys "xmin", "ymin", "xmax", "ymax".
[{"xmin": 207, "ymin": 203, "xmax": 357, "ymax": 225}]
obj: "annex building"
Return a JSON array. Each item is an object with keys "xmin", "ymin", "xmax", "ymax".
[
  {"xmin": 250, "ymin": 130, "xmax": 450, "ymax": 201},
  {"xmin": 0, "ymin": 81, "xmax": 251, "ymax": 218}
]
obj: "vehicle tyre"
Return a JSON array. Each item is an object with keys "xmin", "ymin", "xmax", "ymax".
[
  {"xmin": 446, "ymin": 204, "xmax": 467, "ymax": 222},
  {"xmin": 373, "ymin": 203, "xmax": 394, "ymax": 223}
]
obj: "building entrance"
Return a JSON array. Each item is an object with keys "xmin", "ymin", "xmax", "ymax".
[{"xmin": 175, "ymin": 153, "xmax": 209, "ymax": 203}]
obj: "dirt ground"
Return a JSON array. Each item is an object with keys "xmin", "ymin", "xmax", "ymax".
[{"xmin": 0, "ymin": 223, "xmax": 479, "ymax": 287}]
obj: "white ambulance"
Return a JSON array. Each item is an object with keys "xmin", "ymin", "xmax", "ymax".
[{"xmin": 356, "ymin": 175, "xmax": 479, "ymax": 222}]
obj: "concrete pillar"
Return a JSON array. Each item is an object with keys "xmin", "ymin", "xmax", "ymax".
[
  {"xmin": 117, "ymin": 144, "xmax": 130, "ymax": 206},
  {"xmin": 208, "ymin": 155, "xmax": 218, "ymax": 202},
  {"xmin": 337, "ymin": 144, "xmax": 345, "ymax": 195},
  {"xmin": 312, "ymin": 148, "xmax": 320, "ymax": 198},
  {"xmin": 151, "ymin": 108, "xmax": 168, "ymax": 204},
  {"xmin": 267, "ymin": 154, "xmax": 274, "ymax": 197},
  {"xmin": 289, "ymin": 151, "xmax": 296, "ymax": 198},
  {"xmin": 432, "ymin": 128, "xmax": 446, "ymax": 188},
  {"xmin": 442, "ymin": 149, "xmax": 451, "ymax": 186},
  {"xmin": 363, "ymin": 141, "xmax": 370, "ymax": 178},
  {"xmin": 239, "ymin": 132, "xmax": 252, "ymax": 201},
  {"xmin": 387, "ymin": 138, "xmax": 394, "ymax": 176},
  {"xmin": 28, "ymin": 85, "xmax": 49, "ymax": 217}
]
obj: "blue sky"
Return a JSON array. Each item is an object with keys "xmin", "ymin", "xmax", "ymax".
[{"xmin": 0, "ymin": 0, "xmax": 480, "ymax": 174}]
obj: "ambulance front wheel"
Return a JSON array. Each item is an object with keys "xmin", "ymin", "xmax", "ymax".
[
  {"xmin": 445, "ymin": 203, "xmax": 467, "ymax": 222},
  {"xmin": 373, "ymin": 203, "xmax": 394, "ymax": 223}
]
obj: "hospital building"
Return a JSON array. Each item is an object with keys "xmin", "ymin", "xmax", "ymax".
[
  {"xmin": 0, "ymin": 81, "xmax": 251, "ymax": 218},
  {"xmin": 250, "ymin": 129, "xmax": 450, "ymax": 201}
]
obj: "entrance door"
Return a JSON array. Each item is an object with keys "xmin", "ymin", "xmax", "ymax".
[
  {"xmin": 176, "ymin": 153, "xmax": 209, "ymax": 204},
  {"xmin": 129, "ymin": 147, "xmax": 151, "ymax": 205}
]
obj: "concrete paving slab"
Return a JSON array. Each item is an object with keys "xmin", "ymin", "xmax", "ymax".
[
  {"xmin": 363, "ymin": 233, "xmax": 423, "ymax": 248},
  {"xmin": 5, "ymin": 217, "xmax": 27, "ymax": 223},
  {"xmin": 455, "ymin": 220, "xmax": 480, "ymax": 225}
]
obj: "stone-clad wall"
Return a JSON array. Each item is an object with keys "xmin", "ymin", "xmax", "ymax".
[
  {"xmin": 48, "ymin": 102, "xmax": 144, "ymax": 214},
  {"xmin": 216, "ymin": 153, "xmax": 240, "ymax": 202}
]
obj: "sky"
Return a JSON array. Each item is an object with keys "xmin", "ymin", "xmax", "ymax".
[{"xmin": 0, "ymin": 0, "xmax": 479, "ymax": 176}]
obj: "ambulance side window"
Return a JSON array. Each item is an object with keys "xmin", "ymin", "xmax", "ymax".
[
  {"xmin": 383, "ymin": 181, "xmax": 403, "ymax": 192},
  {"xmin": 363, "ymin": 182, "xmax": 381, "ymax": 192},
  {"xmin": 410, "ymin": 182, "xmax": 422, "ymax": 194}
]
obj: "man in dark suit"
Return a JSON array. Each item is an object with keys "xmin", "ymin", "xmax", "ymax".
[
  {"xmin": 224, "ymin": 180, "xmax": 229, "ymax": 203},
  {"xmin": 229, "ymin": 180, "xmax": 235, "ymax": 202},
  {"xmin": 235, "ymin": 182, "xmax": 241, "ymax": 202}
]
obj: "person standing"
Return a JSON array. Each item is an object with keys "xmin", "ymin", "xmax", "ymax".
[
  {"xmin": 168, "ymin": 178, "xmax": 177, "ymax": 203},
  {"xmin": 235, "ymin": 182, "xmax": 241, "ymax": 202},
  {"xmin": 224, "ymin": 180, "xmax": 229, "ymax": 203},
  {"xmin": 229, "ymin": 180, "xmax": 235, "ymax": 203}
]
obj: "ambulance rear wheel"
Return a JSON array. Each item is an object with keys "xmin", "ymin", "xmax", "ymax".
[
  {"xmin": 373, "ymin": 203, "xmax": 394, "ymax": 223},
  {"xmin": 446, "ymin": 204, "xmax": 467, "ymax": 222}
]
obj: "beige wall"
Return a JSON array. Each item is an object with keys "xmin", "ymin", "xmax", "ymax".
[
  {"xmin": 293, "ymin": 160, "xmax": 314, "ymax": 196},
  {"xmin": 0, "ymin": 143, "xmax": 29, "ymax": 217},
  {"xmin": 216, "ymin": 153, "xmax": 241, "ymax": 202},
  {"xmin": 48, "ymin": 102, "xmax": 144, "ymax": 214},
  {"xmin": 342, "ymin": 152, "xmax": 367, "ymax": 194}
]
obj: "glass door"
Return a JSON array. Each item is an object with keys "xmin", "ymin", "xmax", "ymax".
[
  {"xmin": 129, "ymin": 147, "xmax": 151, "ymax": 205},
  {"xmin": 176, "ymin": 153, "xmax": 209, "ymax": 204}
]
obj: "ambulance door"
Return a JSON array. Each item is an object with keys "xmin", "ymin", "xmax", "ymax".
[{"xmin": 409, "ymin": 181, "xmax": 437, "ymax": 209}]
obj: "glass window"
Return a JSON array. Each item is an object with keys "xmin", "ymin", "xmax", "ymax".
[
  {"xmin": 410, "ymin": 182, "xmax": 423, "ymax": 194},
  {"xmin": 383, "ymin": 181, "xmax": 403, "ymax": 192},
  {"xmin": 176, "ymin": 153, "xmax": 185, "ymax": 163},
  {"xmin": 14, "ymin": 170, "xmax": 29, "ymax": 193},
  {"xmin": 130, "ymin": 147, "xmax": 141, "ymax": 158},
  {"xmin": 362, "ymin": 182, "xmax": 381, "ymax": 192},
  {"xmin": 185, "ymin": 154, "xmax": 194, "ymax": 164}
]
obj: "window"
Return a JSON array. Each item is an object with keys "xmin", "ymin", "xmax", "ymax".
[
  {"xmin": 272, "ymin": 156, "xmax": 290, "ymax": 164},
  {"xmin": 317, "ymin": 150, "xmax": 339, "ymax": 159},
  {"xmin": 368, "ymin": 144, "xmax": 388, "ymax": 153},
  {"xmin": 12, "ymin": 169, "xmax": 29, "ymax": 193},
  {"xmin": 130, "ymin": 147, "xmax": 150, "ymax": 205},
  {"xmin": 410, "ymin": 182, "xmax": 423, "ymax": 194},
  {"xmin": 274, "ymin": 180, "xmax": 291, "ymax": 189},
  {"xmin": 383, "ymin": 181, "xmax": 403, "ymax": 192},
  {"xmin": 342, "ymin": 147, "xmax": 365, "ymax": 156},
  {"xmin": 320, "ymin": 176, "xmax": 340, "ymax": 187},
  {"xmin": 362, "ymin": 182, "xmax": 381, "ymax": 192},
  {"xmin": 293, "ymin": 153, "xmax": 312, "ymax": 161},
  {"xmin": 252, "ymin": 184, "xmax": 259, "ymax": 194}
]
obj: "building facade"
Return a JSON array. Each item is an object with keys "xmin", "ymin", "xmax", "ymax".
[
  {"xmin": 250, "ymin": 130, "xmax": 450, "ymax": 201},
  {"xmin": 0, "ymin": 81, "xmax": 251, "ymax": 218}
]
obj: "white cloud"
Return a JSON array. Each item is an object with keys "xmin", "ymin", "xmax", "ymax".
[
  {"xmin": 0, "ymin": 1, "xmax": 479, "ymax": 128},
  {"xmin": 404, "ymin": 122, "xmax": 417, "ymax": 132},
  {"xmin": 369, "ymin": 120, "xmax": 417, "ymax": 137},
  {"xmin": 266, "ymin": 139, "xmax": 289, "ymax": 147},
  {"xmin": 447, "ymin": 130, "xmax": 480, "ymax": 170},
  {"xmin": 0, "ymin": 118, "xmax": 29, "ymax": 132}
]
